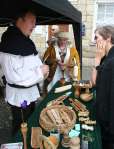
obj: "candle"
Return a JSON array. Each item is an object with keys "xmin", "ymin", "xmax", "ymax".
[{"xmin": 73, "ymin": 65, "xmax": 78, "ymax": 81}]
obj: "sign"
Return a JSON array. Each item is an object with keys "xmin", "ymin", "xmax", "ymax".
[{"xmin": 81, "ymin": 24, "xmax": 85, "ymax": 36}]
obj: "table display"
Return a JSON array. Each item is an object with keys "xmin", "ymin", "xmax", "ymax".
[{"xmin": 12, "ymin": 81, "xmax": 102, "ymax": 149}]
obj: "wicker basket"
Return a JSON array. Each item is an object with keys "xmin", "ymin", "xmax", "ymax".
[{"xmin": 39, "ymin": 105, "xmax": 76, "ymax": 134}]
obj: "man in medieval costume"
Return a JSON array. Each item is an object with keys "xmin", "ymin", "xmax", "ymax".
[{"xmin": 43, "ymin": 31, "xmax": 80, "ymax": 94}]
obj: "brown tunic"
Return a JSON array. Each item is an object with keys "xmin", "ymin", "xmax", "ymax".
[{"xmin": 43, "ymin": 46, "xmax": 81, "ymax": 93}]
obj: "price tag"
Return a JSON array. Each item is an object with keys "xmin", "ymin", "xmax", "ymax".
[{"xmin": 1, "ymin": 142, "xmax": 23, "ymax": 149}]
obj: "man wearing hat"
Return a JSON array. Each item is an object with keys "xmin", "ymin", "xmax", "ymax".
[{"xmin": 43, "ymin": 31, "xmax": 80, "ymax": 94}]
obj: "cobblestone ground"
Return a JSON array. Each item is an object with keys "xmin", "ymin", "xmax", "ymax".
[
  {"xmin": 0, "ymin": 87, "xmax": 43, "ymax": 145},
  {"xmin": 0, "ymin": 90, "xmax": 12, "ymax": 145}
]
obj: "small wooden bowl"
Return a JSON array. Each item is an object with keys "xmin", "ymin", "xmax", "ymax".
[
  {"xmin": 70, "ymin": 144, "xmax": 80, "ymax": 149},
  {"xmin": 80, "ymin": 93, "xmax": 93, "ymax": 102},
  {"xmin": 40, "ymin": 135, "xmax": 59, "ymax": 149},
  {"xmin": 70, "ymin": 136, "xmax": 80, "ymax": 146}
]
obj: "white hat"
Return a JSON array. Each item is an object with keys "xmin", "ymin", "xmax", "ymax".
[
  {"xmin": 57, "ymin": 32, "xmax": 70, "ymax": 39},
  {"xmin": 47, "ymin": 36, "xmax": 58, "ymax": 45}
]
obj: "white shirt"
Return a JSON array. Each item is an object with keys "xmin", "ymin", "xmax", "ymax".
[{"xmin": 0, "ymin": 52, "xmax": 44, "ymax": 107}]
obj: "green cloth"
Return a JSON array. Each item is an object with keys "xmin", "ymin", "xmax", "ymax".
[{"xmin": 12, "ymin": 81, "xmax": 102, "ymax": 149}]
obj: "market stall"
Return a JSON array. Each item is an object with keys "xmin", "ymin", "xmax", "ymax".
[
  {"xmin": 0, "ymin": 1, "xmax": 101, "ymax": 148},
  {"xmin": 12, "ymin": 81, "xmax": 102, "ymax": 149}
]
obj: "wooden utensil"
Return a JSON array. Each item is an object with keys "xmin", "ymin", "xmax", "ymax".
[
  {"xmin": 21, "ymin": 122, "xmax": 28, "ymax": 149},
  {"xmin": 31, "ymin": 127, "xmax": 42, "ymax": 149}
]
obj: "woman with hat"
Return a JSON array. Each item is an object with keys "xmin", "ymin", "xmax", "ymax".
[{"xmin": 43, "ymin": 31, "xmax": 80, "ymax": 94}]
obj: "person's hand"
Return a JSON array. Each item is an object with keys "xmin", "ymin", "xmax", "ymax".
[
  {"xmin": 95, "ymin": 40, "xmax": 106, "ymax": 66},
  {"xmin": 40, "ymin": 64, "xmax": 49, "ymax": 79},
  {"xmin": 91, "ymin": 68, "xmax": 97, "ymax": 86},
  {"xmin": 57, "ymin": 60, "xmax": 66, "ymax": 70}
]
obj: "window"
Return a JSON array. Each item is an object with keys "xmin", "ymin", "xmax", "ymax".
[
  {"xmin": 97, "ymin": 3, "xmax": 114, "ymax": 26},
  {"xmin": 92, "ymin": 2, "xmax": 114, "ymax": 42}
]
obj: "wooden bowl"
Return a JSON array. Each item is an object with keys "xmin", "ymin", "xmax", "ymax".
[
  {"xmin": 40, "ymin": 135, "xmax": 59, "ymax": 149},
  {"xmin": 70, "ymin": 136, "xmax": 80, "ymax": 146},
  {"xmin": 80, "ymin": 93, "xmax": 93, "ymax": 102},
  {"xmin": 70, "ymin": 144, "xmax": 80, "ymax": 149}
]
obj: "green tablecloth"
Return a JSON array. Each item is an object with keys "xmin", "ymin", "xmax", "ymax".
[{"xmin": 13, "ymin": 82, "xmax": 102, "ymax": 149}]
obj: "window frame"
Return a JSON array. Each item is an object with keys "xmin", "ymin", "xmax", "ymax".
[{"xmin": 92, "ymin": 1, "xmax": 114, "ymax": 42}]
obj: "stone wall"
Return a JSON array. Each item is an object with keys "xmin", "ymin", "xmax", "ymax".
[{"xmin": 69, "ymin": 0, "xmax": 96, "ymax": 80}]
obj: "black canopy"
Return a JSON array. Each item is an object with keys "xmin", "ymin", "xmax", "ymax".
[
  {"xmin": 0, "ymin": 0, "xmax": 82, "ymax": 71},
  {"xmin": 0, "ymin": 0, "xmax": 81, "ymax": 25}
]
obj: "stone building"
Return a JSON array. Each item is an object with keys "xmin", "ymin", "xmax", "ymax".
[
  {"xmin": 69, "ymin": 0, "xmax": 114, "ymax": 79},
  {"xmin": 0, "ymin": 0, "xmax": 114, "ymax": 79}
]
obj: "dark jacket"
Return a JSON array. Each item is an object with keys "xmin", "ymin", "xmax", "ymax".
[{"xmin": 96, "ymin": 46, "xmax": 114, "ymax": 134}]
